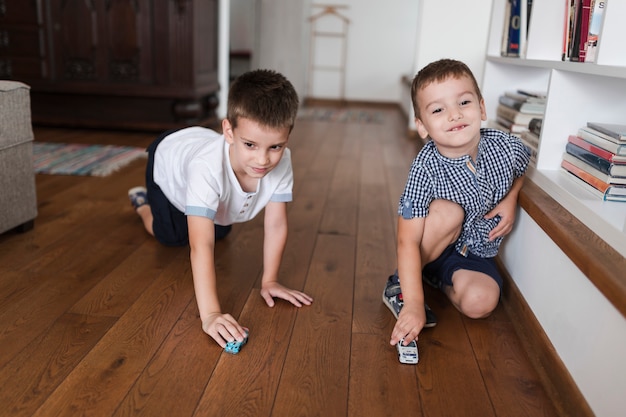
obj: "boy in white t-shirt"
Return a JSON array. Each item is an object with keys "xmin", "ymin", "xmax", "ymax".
[{"xmin": 128, "ymin": 69, "xmax": 313, "ymax": 348}]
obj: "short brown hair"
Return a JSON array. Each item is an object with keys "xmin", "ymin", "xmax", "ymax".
[
  {"xmin": 227, "ymin": 69, "xmax": 299, "ymax": 132},
  {"xmin": 410, "ymin": 59, "xmax": 482, "ymax": 119}
]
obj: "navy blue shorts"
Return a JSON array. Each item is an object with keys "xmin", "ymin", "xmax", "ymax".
[
  {"xmin": 423, "ymin": 244, "xmax": 503, "ymax": 290},
  {"xmin": 145, "ymin": 130, "xmax": 231, "ymax": 246}
]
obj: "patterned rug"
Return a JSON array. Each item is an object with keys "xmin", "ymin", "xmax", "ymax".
[
  {"xmin": 33, "ymin": 142, "xmax": 147, "ymax": 176},
  {"xmin": 297, "ymin": 107, "xmax": 385, "ymax": 124}
]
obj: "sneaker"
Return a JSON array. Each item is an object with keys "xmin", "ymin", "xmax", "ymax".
[
  {"xmin": 128, "ymin": 186, "xmax": 148, "ymax": 210},
  {"xmin": 422, "ymin": 271, "xmax": 442, "ymax": 290},
  {"xmin": 382, "ymin": 273, "xmax": 437, "ymax": 328}
]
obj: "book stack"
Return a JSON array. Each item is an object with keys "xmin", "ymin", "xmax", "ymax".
[
  {"xmin": 563, "ymin": 0, "xmax": 607, "ymax": 63},
  {"xmin": 500, "ymin": 1, "xmax": 534, "ymax": 58},
  {"xmin": 561, "ymin": 121, "xmax": 626, "ymax": 201},
  {"xmin": 493, "ymin": 89, "xmax": 545, "ymax": 137},
  {"xmin": 520, "ymin": 117, "xmax": 542, "ymax": 166}
]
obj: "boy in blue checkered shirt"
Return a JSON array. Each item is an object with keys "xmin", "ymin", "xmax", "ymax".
[{"xmin": 383, "ymin": 59, "xmax": 531, "ymax": 347}]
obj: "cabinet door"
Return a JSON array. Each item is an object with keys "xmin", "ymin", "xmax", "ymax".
[
  {"xmin": 0, "ymin": 0, "xmax": 47, "ymax": 80},
  {"xmin": 48, "ymin": 0, "xmax": 154, "ymax": 85}
]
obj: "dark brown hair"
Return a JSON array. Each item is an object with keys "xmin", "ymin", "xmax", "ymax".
[
  {"xmin": 410, "ymin": 59, "xmax": 482, "ymax": 118},
  {"xmin": 227, "ymin": 69, "xmax": 299, "ymax": 132}
]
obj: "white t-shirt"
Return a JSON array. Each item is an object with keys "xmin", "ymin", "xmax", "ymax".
[{"xmin": 153, "ymin": 126, "xmax": 293, "ymax": 226}]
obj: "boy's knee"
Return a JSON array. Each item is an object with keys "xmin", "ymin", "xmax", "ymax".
[
  {"xmin": 457, "ymin": 286, "xmax": 499, "ymax": 319},
  {"xmin": 447, "ymin": 274, "xmax": 500, "ymax": 319}
]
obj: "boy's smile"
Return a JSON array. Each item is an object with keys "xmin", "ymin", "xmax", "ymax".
[
  {"xmin": 415, "ymin": 75, "xmax": 486, "ymax": 159},
  {"xmin": 223, "ymin": 117, "xmax": 290, "ymax": 192}
]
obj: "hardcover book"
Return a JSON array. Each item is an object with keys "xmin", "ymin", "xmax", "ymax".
[
  {"xmin": 562, "ymin": 0, "xmax": 578, "ymax": 61},
  {"xmin": 528, "ymin": 118, "xmax": 543, "ymax": 136},
  {"xmin": 496, "ymin": 104, "xmax": 539, "ymax": 126},
  {"xmin": 577, "ymin": 0, "xmax": 593, "ymax": 62},
  {"xmin": 586, "ymin": 122, "xmax": 626, "ymax": 141},
  {"xmin": 562, "ymin": 152, "xmax": 626, "ymax": 185},
  {"xmin": 506, "ymin": 0, "xmax": 522, "ymax": 57},
  {"xmin": 569, "ymin": 0, "xmax": 583, "ymax": 61},
  {"xmin": 567, "ymin": 135, "xmax": 626, "ymax": 163},
  {"xmin": 561, "ymin": 159, "xmax": 626, "ymax": 202},
  {"xmin": 516, "ymin": 89, "xmax": 547, "ymax": 100},
  {"xmin": 577, "ymin": 127, "xmax": 626, "ymax": 155},
  {"xmin": 504, "ymin": 91, "xmax": 546, "ymax": 103},
  {"xmin": 496, "ymin": 116, "xmax": 529, "ymax": 133},
  {"xmin": 521, "ymin": 130, "xmax": 540, "ymax": 149},
  {"xmin": 585, "ymin": 1, "xmax": 607, "ymax": 63},
  {"xmin": 566, "ymin": 142, "xmax": 626, "ymax": 177},
  {"xmin": 498, "ymin": 95, "xmax": 545, "ymax": 114}
]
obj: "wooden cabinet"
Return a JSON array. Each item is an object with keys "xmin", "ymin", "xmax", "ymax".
[{"xmin": 0, "ymin": 0, "xmax": 220, "ymax": 130}]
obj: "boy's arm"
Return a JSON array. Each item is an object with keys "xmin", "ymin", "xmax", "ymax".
[
  {"xmin": 187, "ymin": 215, "xmax": 246, "ymax": 347},
  {"xmin": 259, "ymin": 201, "xmax": 313, "ymax": 307},
  {"xmin": 485, "ymin": 175, "xmax": 525, "ymax": 241},
  {"xmin": 392, "ymin": 216, "xmax": 427, "ymax": 346}
]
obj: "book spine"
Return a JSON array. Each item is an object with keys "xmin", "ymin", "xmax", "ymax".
[
  {"xmin": 498, "ymin": 95, "xmax": 523, "ymax": 111},
  {"xmin": 501, "ymin": 0, "xmax": 512, "ymax": 56},
  {"xmin": 577, "ymin": 127, "xmax": 626, "ymax": 155},
  {"xmin": 528, "ymin": 118, "xmax": 542, "ymax": 135},
  {"xmin": 506, "ymin": 0, "xmax": 522, "ymax": 57},
  {"xmin": 522, "ymin": 131, "xmax": 540, "ymax": 148},
  {"xmin": 585, "ymin": 0, "xmax": 607, "ymax": 63},
  {"xmin": 561, "ymin": 159, "xmax": 610, "ymax": 193},
  {"xmin": 570, "ymin": 0, "xmax": 584, "ymax": 61},
  {"xmin": 520, "ymin": 0, "xmax": 528, "ymax": 57},
  {"xmin": 578, "ymin": 0, "xmax": 593, "ymax": 62},
  {"xmin": 586, "ymin": 122, "xmax": 626, "ymax": 141},
  {"xmin": 496, "ymin": 104, "xmax": 534, "ymax": 125},
  {"xmin": 566, "ymin": 142, "xmax": 611, "ymax": 174},
  {"xmin": 568, "ymin": 134, "xmax": 615, "ymax": 161},
  {"xmin": 563, "ymin": 0, "xmax": 572, "ymax": 60}
]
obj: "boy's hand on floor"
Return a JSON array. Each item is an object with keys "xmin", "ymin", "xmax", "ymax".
[
  {"xmin": 390, "ymin": 306, "xmax": 425, "ymax": 346},
  {"xmin": 202, "ymin": 312, "xmax": 247, "ymax": 348},
  {"xmin": 260, "ymin": 281, "xmax": 313, "ymax": 308}
]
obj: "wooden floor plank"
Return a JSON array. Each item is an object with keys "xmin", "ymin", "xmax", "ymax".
[
  {"xmin": 193, "ymin": 290, "xmax": 298, "ymax": 417},
  {"xmin": 0, "ymin": 217, "xmax": 148, "ymax": 369},
  {"xmin": 30, "ymin": 255, "xmax": 195, "ymax": 417},
  {"xmin": 0, "ymin": 313, "xmax": 116, "ymax": 417},
  {"xmin": 112, "ymin": 300, "xmax": 220, "ymax": 417},
  {"xmin": 417, "ymin": 290, "xmax": 496, "ymax": 417},
  {"xmin": 348, "ymin": 333, "xmax": 422, "ymax": 417},
  {"xmin": 463, "ymin": 312, "xmax": 560, "ymax": 417},
  {"xmin": 271, "ymin": 234, "xmax": 355, "ymax": 417},
  {"xmin": 69, "ymin": 241, "xmax": 180, "ymax": 317}
]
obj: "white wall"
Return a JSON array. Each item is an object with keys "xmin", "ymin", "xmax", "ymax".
[
  {"xmin": 501, "ymin": 212, "xmax": 626, "ymax": 417},
  {"xmin": 404, "ymin": 0, "xmax": 493, "ymax": 127},
  {"xmin": 229, "ymin": 0, "xmax": 493, "ymax": 105},
  {"xmin": 229, "ymin": 0, "xmax": 255, "ymax": 52},
  {"xmin": 254, "ymin": 0, "xmax": 311, "ymax": 106},
  {"xmin": 306, "ymin": 1, "xmax": 419, "ymax": 102}
]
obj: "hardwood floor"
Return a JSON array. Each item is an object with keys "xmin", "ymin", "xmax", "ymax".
[{"xmin": 0, "ymin": 106, "xmax": 561, "ymax": 416}]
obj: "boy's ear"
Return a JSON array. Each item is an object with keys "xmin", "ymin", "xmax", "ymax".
[
  {"xmin": 415, "ymin": 118, "xmax": 429, "ymax": 140},
  {"xmin": 479, "ymin": 98, "xmax": 487, "ymax": 121},
  {"xmin": 222, "ymin": 119, "xmax": 234, "ymax": 144}
]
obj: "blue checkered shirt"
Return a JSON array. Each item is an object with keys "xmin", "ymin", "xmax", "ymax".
[{"xmin": 398, "ymin": 128, "xmax": 530, "ymax": 258}]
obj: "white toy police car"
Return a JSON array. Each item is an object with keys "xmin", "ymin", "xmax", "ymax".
[{"xmin": 397, "ymin": 338, "xmax": 419, "ymax": 364}]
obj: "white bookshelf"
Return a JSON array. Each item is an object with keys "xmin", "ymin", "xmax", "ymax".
[{"xmin": 482, "ymin": 0, "xmax": 626, "ymax": 257}]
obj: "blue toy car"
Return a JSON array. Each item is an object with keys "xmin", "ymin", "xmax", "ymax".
[
  {"xmin": 397, "ymin": 338, "xmax": 419, "ymax": 364},
  {"xmin": 224, "ymin": 327, "xmax": 249, "ymax": 354}
]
